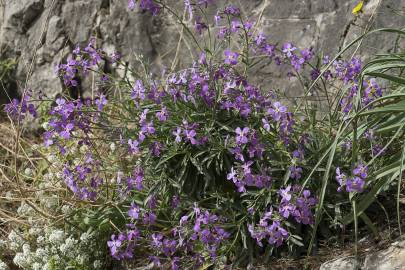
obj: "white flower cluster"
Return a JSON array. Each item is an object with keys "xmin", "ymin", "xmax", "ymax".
[
  {"xmin": 8, "ymin": 227, "xmax": 105, "ymax": 270},
  {"xmin": 0, "ymin": 260, "xmax": 8, "ymax": 270},
  {"xmin": 1, "ymin": 131, "xmax": 108, "ymax": 270}
]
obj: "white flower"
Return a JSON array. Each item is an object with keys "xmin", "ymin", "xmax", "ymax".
[
  {"xmin": 93, "ymin": 260, "xmax": 103, "ymax": 269},
  {"xmin": 110, "ymin": 142, "xmax": 116, "ymax": 152},
  {"xmin": 29, "ymin": 227, "xmax": 42, "ymax": 236},
  {"xmin": 32, "ymin": 262, "xmax": 43, "ymax": 270},
  {"xmin": 5, "ymin": 191, "xmax": 13, "ymax": 199},
  {"xmin": 80, "ymin": 145, "xmax": 89, "ymax": 153},
  {"xmin": 36, "ymin": 235, "xmax": 45, "ymax": 245},
  {"xmin": 60, "ymin": 237, "xmax": 77, "ymax": 256},
  {"xmin": 0, "ymin": 239, "xmax": 7, "ymax": 250},
  {"xmin": 13, "ymin": 252, "xmax": 30, "ymax": 268},
  {"xmin": 17, "ymin": 202, "xmax": 33, "ymax": 216},
  {"xmin": 0, "ymin": 260, "xmax": 8, "ymax": 270},
  {"xmin": 44, "ymin": 195, "xmax": 58, "ymax": 209},
  {"xmin": 8, "ymin": 231, "xmax": 23, "ymax": 251},
  {"xmin": 24, "ymin": 167, "xmax": 33, "ymax": 176},
  {"xmin": 76, "ymin": 254, "xmax": 89, "ymax": 264},
  {"xmin": 22, "ymin": 243, "xmax": 30, "ymax": 255},
  {"xmin": 41, "ymin": 122, "xmax": 49, "ymax": 130},
  {"xmin": 47, "ymin": 154, "xmax": 57, "ymax": 162},
  {"xmin": 79, "ymin": 232, "xmax": 92, "ymax": 244},
  {"xmin": 43, "ymin": 172, "xmax": 54, "ymax": 181},
  {"xmin": 61, "ymin": 205, "xmax": 72, "ymax": 215},
  {"xmin": 48, "ymin": 229, "xmax": 65, "ymax": 245}
]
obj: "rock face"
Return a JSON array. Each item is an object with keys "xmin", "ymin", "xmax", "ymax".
[
  {"xmin": 320, "ymin": 240, "xmax": 405, "ymax": 270},
  {"xmin": 320, "ymin": 256, "xmax": 359, "ymax": 270},
  {"xmin": 0, "ymin": 0, "xmax": 404, "ymax": 100}
]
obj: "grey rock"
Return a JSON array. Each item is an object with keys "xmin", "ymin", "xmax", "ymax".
[
  {"xmin": 363, "ymin": 241, "xmax": 405, "ymax": 270},
  {"xmin": 319, "ymin": 256, "xmax": 358, "ymax": 270},
  {"xmin": 320, "ymin": 240, "xmax": 405, "ymax": 270},
  {"xmin": 0, "ymin": 0, "xmax": 404, "ymax": 101},
  {"xmin": 46, "ymin": 15, "xmax": 62, "ymax": 45}
]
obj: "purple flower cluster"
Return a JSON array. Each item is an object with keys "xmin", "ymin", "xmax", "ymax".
[
  {"xmin": 248, "ymin": 209, "xmax": 288, "ymax": 247},
  {"xmin": 281, "ymin": 43, "xmax": 314, "ymax": 71},
  {"xmin": 278, "ymin": 185, "xmax": 317, "ymax": 225},
  {"xmin": 249, "ymin": 185, "xmax": 316, "ymax": 247},
  {"xmin": 43, "ymin": 98, "xmax": 93, "ymax": 148},
  {"xmin": 333, "ymin": 57, "xmax": 362, "ymax": 84},
  {"xmin": 336, "ymin": 162, "xmax": 368, "ymax": 193},
  {"xmin": 128, "ymin": 0, "xmax": 160, "ymax": 15},
  {"xmin": 62, "ymin": 159, "xmax": 102, "ymax": 201},
  {"xmin": 362, "ymin": 78, "xmax": 383, "ymax": 105},
  {"xmin": 227, "ymin": 161, "xmax": 271, "ymax": 192},
  {"xmin": 108, "ymin": 226, "xmax": 141, "ymax": 260},
  {"xmin": 56, "ymin": 39, "xmax": 102, "ymax": 87},
  {"xmin": 107, "ymin": 204, "xmax": 230, "ymax": 269},
  {"xmin": 4, "ymin": 91, "xmax": 37, "ymax": 121}
]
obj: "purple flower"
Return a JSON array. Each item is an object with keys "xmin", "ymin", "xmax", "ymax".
[
  {"xmin": 224, "ymin": 50, "xmax": 239, "ymax": 65},
  {"xmin": 171, "ymin": 195, "xmax": 180, "ymax": 208},
  {"xmin": 282, "ymin": 43, "xmax": 296, "ymax": 58},
  {"xmin": 267, "ymin": 221, "xmax": 289, "ymax": 247},
  {"xmin": 223, "ymin": 5, "xmax": 240, "ymax": 15},
  {"xmin": 173, "ymin": 127, "xmax": 182, "ymax": 143},
  {"xmin": 194, "ymin": 16, "xmax": 208, "ymax": 35},
  {"xmin": 279, "ymin": 186, "xmax": 292, "ymax": 202},
  {"xmin": 262, "ymin": 118, "xmax": 270, "ymax": 131},
  {"xmin": 150, "ymin": 141, "xmax": 163, "ymax": 156},
  {"xmin": 353, "ymin": 163, "xmax": 368, "ymax": 179},
  {"xmin": 141, "ymin": 121, "xmax": 155, "ymax": 135},
  {"xmin": 60, "ymin": 123, "xmax": 74, "ymax": 139},
  {"xmin": 267, "ymin": 102, "xmax": 287, "ymax": 121},
  {"xmin": 279, "ymin": 202, "xmax": 296, "ymax": 219},
  {"xmin": 235, "ymin": 127, "xmax": 249, "ymax": 145},
  {"xmin": 95, "ymin": 94, "xmax": 107, "ymax": 110},
  {"xmin": 131, "ymin": 80, "xmax": 146, "ymax": 105},
  {"xmin": 128, "ymin": 202, "xmax": 140, "ymax": 219},
  {"xmin": 289, "ymin": 166, "xmax": 303, "ymax": 180},
  {"xmin": 214, "ymin": 12, "xmax": 221, "ymax": 24},
  {"xmin": 255, "ymin": 32, "xmax": 266, "ymax": 46},
  {"xmin": 230, "ymin": 147, "xmax": 245, "ymax": 162},
  {"xmin": 231, "ymin": 20, "xmax": 240, "ymax": 33},
  {"xmin": 128, "ymin": 139, "xmax": 140, "ymax": 154},
  {"xmin": 335, "ymin": 167, "xmax": 346, "ymax": 192},
  {"xmin": 199, "ymin": 51, "xmax": 207, "ymax": 65},
  {"xmin": 143, "ymin": 212, "xmax": 157, "ymax": 225},
  {"xmin": 133, "ymin": 167, "xmax": 144, "ymax": 190},
  {"xmin": 217, "ymin": 27, "xmax": 229, "ymax": 39},
  {"xmin": 4, "ymin": 92, "xmax": 38, "ymax": 120},
  {"xmin": 107, "ymin": 233, "xmax": 125, "ymax": 259},
  {"xmin": 184, "ymin": 0, "xmax": 193, "ymax": 19},
  {"xmin": 156, "ymin": 106, "xmax": 169, "ymax": 122},
  {"xmin": 180, "ymin": 215, "xmax": 188, "ymax": 226},
  {"xmin": 227, "ymin": 167, "xmax": 237, "ymax": 183},
  {"xmin": 184, "ymin": 129, "xmax": 198, "ymax": 145},
  {"xmin": 300, "ymin": 48, "xmax": 313, "ymax": 61},
  {"xmin": 346, "ymin": 176, "xmax": 365, "ymax": 193}
]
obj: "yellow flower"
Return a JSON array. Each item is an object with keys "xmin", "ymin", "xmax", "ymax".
[{"xmin": 352, "ymin": 1, "xmax": 364, "ymax": 14}]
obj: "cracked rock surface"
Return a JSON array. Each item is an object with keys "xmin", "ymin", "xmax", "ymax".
[
  {"xmin": 0, "ymin": 0, "xmax": 404, "ymax": 100},
  {"xmin": 320, "ymin": 240, "xmax": 405, "ymax": 270}
]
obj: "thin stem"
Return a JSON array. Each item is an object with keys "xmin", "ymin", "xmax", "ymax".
[{"xmin": 397, "ymin": 143, "xmax": 405, "ymax": 237}]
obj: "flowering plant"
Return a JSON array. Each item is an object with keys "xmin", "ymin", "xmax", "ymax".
[{"xmin": 3, "ymin": 0, "xmax": 405, "ymax": 269}]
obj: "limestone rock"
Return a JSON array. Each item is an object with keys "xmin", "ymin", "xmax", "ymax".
[
  {"xmin": 0, "ymin": 0, "xmax": 404, "ymax": 101},
  {"xmin": 320, "ymin": 240, "xmax": 405, "ymax": 270},
  {"xmin": 363, "ymin": 241, "xmax": 405, "ymax": 270},
  {"xmin": 319, "ymin": 256, "xmax": 358, "ymax": 270}
]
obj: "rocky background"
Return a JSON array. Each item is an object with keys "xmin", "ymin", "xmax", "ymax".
[{"xmin": 0, "ymin": 0, "xmax": 404, "ymax": 102}]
